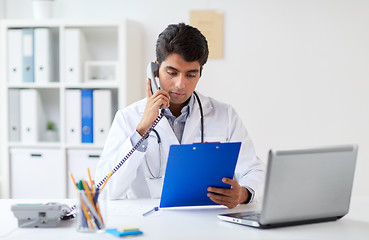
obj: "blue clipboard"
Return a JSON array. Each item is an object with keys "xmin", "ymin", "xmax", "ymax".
[{"xmin": 160, "ymin": 142, "xmax": 242, "ymax": 208}]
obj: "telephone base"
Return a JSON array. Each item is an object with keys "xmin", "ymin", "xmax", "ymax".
[{"xmin": 11, "ymin": 202, "xmax": 72, "ymax": 228}]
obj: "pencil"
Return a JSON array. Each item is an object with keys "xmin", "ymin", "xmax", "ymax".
[
  {"xmin": 81, "ymin": 180, "xmax": 95, "ymax": 207},
  {"xmin": 100, "ymin": 172, "xmax": 112, "ymax": 191},
  {"xmin": 87, "ymin": 168, "xmax": 95, "ymax": 196},
  {"xmin": 80, "ymin": 191, "xmax": 103, "ymax": 229},
  {"xmin": 80, "ymin": 198, "xmax": 94, "ymax": 230},
  {"xmin": 70, "ymin": 173, "xmax": 79, "ymax": 191},
  {"xmin": 82, "ymin": 179, "xmax": 104, "ymax": 224}
]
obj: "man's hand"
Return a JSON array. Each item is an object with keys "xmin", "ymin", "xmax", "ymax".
[
  {"xmin": 207, "ymin": 178, "xmax": 249, "ymax": 209},
  {"xmin": 136, "ymin": 78, "xmax": 170, "ymax": 136}
]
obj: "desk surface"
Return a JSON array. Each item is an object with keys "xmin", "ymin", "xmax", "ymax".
[{"xmin": 1, "ymin": 196, "xmax": 369, "ymax": 240}]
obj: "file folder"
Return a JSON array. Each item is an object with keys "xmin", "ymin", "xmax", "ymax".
[
  {"xmin": 160, "ymin": 142, "xmax": 241, "ymax": 208},
  {"xmin": 34, "ymin": 28, "xmax": 53, "ymax": 83},
  {"xmin": 93, "ymin": 90, "xmax": 112, "ymax": 145},
  {"xmin": 65, "ymin": 90, "xmax": 81, "ymax": 144},
  {"xmin": 81, "ymin": 89, "xmax": 93, "ymax": 143},
  {"xmin": 64, "ymin": 29, "xmax": 88, "ymax": 83},
  {"xmin": 8, "ymin": 89, "xmax": 21, "ymax": 141},
  {"xmin": 22, "ymin": 28, "xmax": 35, "ymax": 83},
  {"xmin": 7, "ymin": 29, "xmax": 23, "ymax": 83},
  {"xmin": 20, "ymin": 89, "xmax": 45, "ymax": 143}
]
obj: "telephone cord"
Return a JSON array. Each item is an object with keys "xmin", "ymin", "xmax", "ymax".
[{"xmin": 66, "ymin": 110, "xmax": 165, "ymax": 215}]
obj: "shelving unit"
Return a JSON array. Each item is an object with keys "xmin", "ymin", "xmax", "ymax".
[{"xmin": 0, "ymin": 19, "xmax": 143, "ymax": 198}]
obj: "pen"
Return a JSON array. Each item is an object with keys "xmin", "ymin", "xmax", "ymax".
[{"xmin": 142, "ymin": 206, "xmax": 159, "ymax": 216}]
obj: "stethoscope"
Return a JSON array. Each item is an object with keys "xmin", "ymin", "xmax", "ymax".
[{"xmin": 145, "ymin": 91, "xmax": 204, "ymax": 179}]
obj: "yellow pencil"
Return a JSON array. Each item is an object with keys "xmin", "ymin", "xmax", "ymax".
[
  {"xmin": 70, "ymin": 173, "xmax": 78, "ymax": 191},
  {"xmin": 100, "ymin": 172, "xmax": 112, "ymax": 191},
  {"xmin": 95, "ymin": 204, "xmax": 104, "ymax": 226},
  {"xmin": 87, "ymin": 168, "xmax": 95, "ymax": 197},
  {"xmin": 81, "ymin": 198, "xmax": 94, "ymax": 230},
  {"xmin": 82, "ymin": 180, "xmax": 101, "ymax": 230},
  {"xmin": 81, "ymin": 180, "xmax": 95, "ymax": 206}
]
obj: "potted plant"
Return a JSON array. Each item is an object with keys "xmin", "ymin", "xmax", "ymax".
[{"xmin": 45, "ymin": 120, "xmax": 58, "ymax": 142}]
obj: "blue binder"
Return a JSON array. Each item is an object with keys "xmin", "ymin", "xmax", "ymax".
[
  {"xmin": 160, "ymin": 142, "xmax": 242, "ymax": 208},
  {"xmin": 81, "ymin": 89, "xmax": 93, "ymax": 143},
  {"xmin": 22, "ymin": 28, "xmax": 34, "ymax": 83}
]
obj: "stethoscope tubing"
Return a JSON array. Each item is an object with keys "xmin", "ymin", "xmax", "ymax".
[{"xmin": 145, "ymin": 91, "xmax": 204, "ymax": 179}]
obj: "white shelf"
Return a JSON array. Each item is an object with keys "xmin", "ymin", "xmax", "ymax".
[
  {"xmin": 64, "ymin": 81, "xmax": 120, "ymax": 89},
  {"xmin": 7, "ymin": 81, "xmax": 122, "ymax": 89},
  {"xmin": 65, "ymin": 144, "xmax": 105, "ymax": 149},
  {"xmin": 3, "ymin": 19, "xmax": 128, "ymax": 28},
  {"xmin": 8, "ymin": 142, "xmax": 61, "ymax": 148},
  {"xmin": 0, "ymin": 19, "xmax": 143, "ymax": 198},
  {"xmin": 7, "ymin": 82, "xmax": 61, "ymax": 89}
]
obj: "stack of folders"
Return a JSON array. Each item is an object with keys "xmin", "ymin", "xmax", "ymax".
[
  {"xmin": 8, "ymin": 89, "xmax": 46, "ymax": 143},
  {"xmin": 7, "ymin": 28, "xmax": 56, "ymax": 84},
  {"xmin": 8, "ymin": 88, "xmax": 112, "ymax": 144},
  {"xmin": 8, "ymin": 27, "xmax": 89, "ymax": 83},
  {"xmin": 66, "ymin": 89, "xmax": 112, "ymax": 145}
]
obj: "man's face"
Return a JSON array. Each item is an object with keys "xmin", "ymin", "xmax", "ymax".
[{"xmin": 158, "ymin": 53, "xmax": 201, "ymax": 106}]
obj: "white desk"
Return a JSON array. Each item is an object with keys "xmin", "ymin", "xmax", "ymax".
[{"xmin": 1, "ymin": 196, "xmax": 369, "ymax": 240}]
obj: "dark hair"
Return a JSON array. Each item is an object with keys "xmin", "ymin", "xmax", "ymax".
[{"xmin": 156, "ymin": 23, "xmax": 209, "ymax": 68}]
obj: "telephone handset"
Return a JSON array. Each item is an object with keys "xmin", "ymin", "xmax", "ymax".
[
  {"xmin": 147, "ymin": 62, "xmax": 168, "ymax": 111},
  {"xmin": 147, "ymin": 62, "xmax": 160, "ymax": 94}
]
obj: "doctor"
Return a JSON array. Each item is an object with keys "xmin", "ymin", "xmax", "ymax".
[{"xmin": 95, "ymin": 23, "xmax": 264, "ymax": 209}]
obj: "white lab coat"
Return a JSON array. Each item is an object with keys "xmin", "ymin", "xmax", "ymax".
[{"xmin": 95, "ymin": 92, "xmax": 265, "ymax": 201}]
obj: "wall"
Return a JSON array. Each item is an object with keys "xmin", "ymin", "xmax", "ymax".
[
  {"xmin": 3, "ymin": 0, "xmax": 369, "ymax": 196},
  {"xmin": 0, "ymin": 0, "xmax": 5, "ymax": 196},
  {"xmin": 0, "ymin": 0, "xmax": 4, "ymax": 19}
]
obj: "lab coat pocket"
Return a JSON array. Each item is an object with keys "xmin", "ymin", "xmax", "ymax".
[{"xmin": 146, "ymin": 177, "xmax": 164, "ymax": 199}]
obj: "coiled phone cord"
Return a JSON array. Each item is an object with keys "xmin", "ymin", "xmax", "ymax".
[
  {"xmin": 96, "ymin": 109, "xmax": 165, "ymax": 188},
  {"xmin": 66, "ymin": 110, "xmax": 165, "ymax": 216}
]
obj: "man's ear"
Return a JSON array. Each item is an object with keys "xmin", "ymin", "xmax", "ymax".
[{"xmin": 200, "ymin": 67, "xmax": 203, "ymax": 77}]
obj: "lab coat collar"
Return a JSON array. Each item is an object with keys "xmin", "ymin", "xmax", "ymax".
[
  {"xmin": 191, "ymin": 91, "xmax": 213, "ymax": 116},
  {"xmin": 137, "ymin": 91, "xmax": 213, "ymax": 144},
  {"xmin": 182, "ymin": 91, "xmax": 213, "ymax": 144}
]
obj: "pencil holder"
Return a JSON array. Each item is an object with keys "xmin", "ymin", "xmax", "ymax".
[{"xmin": 76, "ymin": 189, "xmax": 107, "ymax": 233}]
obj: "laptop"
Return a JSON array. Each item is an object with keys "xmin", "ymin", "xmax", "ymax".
[{"xmin": 218, "ymin": 144, "xmax": 358, "ymax": 228}]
